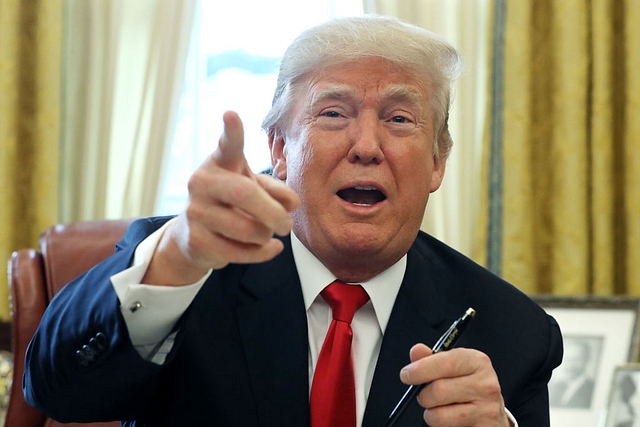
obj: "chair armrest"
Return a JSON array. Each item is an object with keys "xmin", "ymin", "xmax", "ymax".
[{"xmin": 6, "ymin": 249, "xmax": 48, "ymax": 427}]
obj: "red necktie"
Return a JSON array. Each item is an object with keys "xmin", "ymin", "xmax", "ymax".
[{"xmin": 310, "ymin": 281, "xmax": 370, "ymax": 427}]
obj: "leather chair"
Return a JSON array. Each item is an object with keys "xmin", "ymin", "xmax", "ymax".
[{"xmin": 7, "ymin": 219, "xmax": 133, "ymax": 427}]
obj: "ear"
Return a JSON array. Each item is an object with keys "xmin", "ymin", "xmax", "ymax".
[
  {"xmin": 268, "ymin": 128, "xmax": 287, "ymax": 180},
  {"xmin": 429, "ymin": 156, "xmax": 446, "ymax": 193}
]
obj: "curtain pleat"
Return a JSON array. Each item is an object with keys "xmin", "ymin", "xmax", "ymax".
[
  {"xmin": 0, "ymin": 0, "xmax": 62, "ymax": 320},
  {"xmin": 60, "ymin": 0, "xmax": 196, "ymax": 221},
  {"xmin": 481, "ymin": 0, "xmax": 640, "ymax": 296},
  {"xmin": 622, "ymin": 0, "xmax": 640, "ymax": 296}
]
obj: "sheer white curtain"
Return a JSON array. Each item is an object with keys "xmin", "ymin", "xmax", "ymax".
[
  {"xmin": 60, "ymin": 0, "xmax": 196, "ymax": 221},
  {"xmin": 365, "ymin": 0, "xmax": 490, "ymax": 258},
  {"xmin": 155, "ymin": 0, "xmax": 364, "ymax": 215}
]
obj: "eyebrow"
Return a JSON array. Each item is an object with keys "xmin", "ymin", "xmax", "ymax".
[
  {"xmin": 308, "ymin": 85, "xmax": 358, "ymax": 107},
  {"xmin": 308, "ymin": 84, "xmax": 425, "ymax": 112},
  {"xmin": 380, "ymin": 85, "xmax": 423, "ymax": 107}
]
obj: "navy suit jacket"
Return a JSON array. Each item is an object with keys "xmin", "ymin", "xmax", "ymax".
[{"xmin": 24, "ymin": 216, "xmax": 563, "ymax": 426}]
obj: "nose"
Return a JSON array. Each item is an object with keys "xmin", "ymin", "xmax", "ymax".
[{"xmin": 347, "ymin": 112, "xmax": 385, "ymax": 164}]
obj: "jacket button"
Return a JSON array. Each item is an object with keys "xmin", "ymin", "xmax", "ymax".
[
  {"xmin": 82, "ymin": 344, "xmax": 98, "ymax": 363},
  {"xmin": 90, "ymin": 332, "xmax": 107, "ymax": 351}
]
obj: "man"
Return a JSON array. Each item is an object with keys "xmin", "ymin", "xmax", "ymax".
[
  {"xmin": 549, "ymin": 338, "xmax": 596, "ymax": 408},
  {"xmin": 24, "ymin": 16, "xmax": 563, "ymax": 427},
  {"xmin": 613, "ymin": 373, "xmax": 640, "ymax": 427}
]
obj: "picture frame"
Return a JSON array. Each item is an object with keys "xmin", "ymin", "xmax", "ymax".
[
  {"xmin": 533, "ymin": 295, "xmax": 640, "ymax": 427},
  {"xmin": 601, "ymin": 364, "xmax": 640, "ymax": 427}
]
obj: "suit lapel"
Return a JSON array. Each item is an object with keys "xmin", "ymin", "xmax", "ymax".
[
  {"xmin": 233, "ymin": 235, "xmax": 456, "ymax": 427},
  {"xmin": 363, "ymin": 242, "xmax": 449, "ymax": 427},
  {"xmin": 235, "ymin": 236, "xmax": 310, "ymax": 427}
]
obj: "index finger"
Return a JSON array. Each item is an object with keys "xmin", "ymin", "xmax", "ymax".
[
  {"xmin": 401, "ymin": 348, "xmax": 478, "ymax": 385},
  {"xmin": 212, "ymin": 111, "xmax": 251, "ymax": 176}
]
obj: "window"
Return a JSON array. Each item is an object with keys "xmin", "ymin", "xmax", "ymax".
[{"xmin": 156, "ymin": 0, "xmax": 363, "ymax": 215}]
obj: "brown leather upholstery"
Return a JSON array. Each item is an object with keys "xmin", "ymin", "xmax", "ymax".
[{"xmin": 7, "ymin": 219, "xmax": 134, "ymax": 427}]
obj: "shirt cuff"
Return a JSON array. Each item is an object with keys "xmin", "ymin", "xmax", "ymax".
[
  {"xmin": 505, "ymin": 407, "xmax": 518, "ymax": 427},
  {"xmin": 111, "ymin": 218, "xmax": 211, "ymax": 346}
]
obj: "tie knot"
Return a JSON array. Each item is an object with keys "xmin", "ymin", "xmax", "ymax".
[{"xmin": 321, "ymin": 281, "xmax": 369, "ymax": 323}]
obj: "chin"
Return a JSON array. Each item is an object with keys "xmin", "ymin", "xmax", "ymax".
[{"xmin": 330, "ymin": 227, "xmax": 398, "ymax": 257}]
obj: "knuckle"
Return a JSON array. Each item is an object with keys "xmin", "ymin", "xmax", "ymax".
[
  {"xmin": 428, "ymin": 380, "xmax": 450, "ymax": 405},
  {"xmin": 184, "ymin": 202, "xmax": 200, "ymax": 218},
  {"xmin": 423, "ymin": 407, "xmax": 448, "ymax": 427},
  {"xmin": 440, "ymin": 353, "xmax": 459, "ymax": 374},
  {"xmin": 465, "ymin": 349, "xmax": 494, "ymax": 376},
  {"xmin": 234, "ymin": 218, "xmax": 270, "ymax": 244},
  {"xmin": 484, "ymin": 378, "xmax": 502, "ymax": 397},
  {"xmin": 187, "ymin": 168, "xmax": 209, "ymax": 193},
  {"xmin": 423, "ymin": 408, "xmax": 439, "ymax": 426},
  {"xmin": 474, "ymin": 350, "xmax": 492, "ymax": 366},
  {"xmin": 485, "ymin": 404, "xmax": 503, "ymax": 422},
  {"xmin": 453, "ymin": 408, "xmax": 471, "ymax": 426},
  {"xmin": 184, "ymin": 203, "xmax": 207, "ymax": 224},
  {"xmin": 227, "ymin": 176, "xmax": 257, "ymax": 205},
  {"xmin": 237, "ymin": 223, "xmax": 257, "ymax": 241},
  {"xmin": 426, "ymin": 405, "xmax": 474, "ymax": 427}
]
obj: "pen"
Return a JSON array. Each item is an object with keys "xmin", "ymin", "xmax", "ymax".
[{"xmin": 384, "ymin": 307, "xmax": 476, "ymax": 427}]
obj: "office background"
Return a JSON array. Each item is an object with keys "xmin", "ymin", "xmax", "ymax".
[{"xmin": 1, "ymin": 0, "xmax": 639, "ymax": 322}]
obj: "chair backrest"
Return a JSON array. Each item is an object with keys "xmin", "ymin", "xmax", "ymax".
[{"xmin": 7, "ymin": 219, "xmax": 134, "ymax": 427}]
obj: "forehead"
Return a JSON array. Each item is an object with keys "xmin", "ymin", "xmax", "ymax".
[{"xmin": 300, "ymin": 57, "xmax": 430, "ymax": 107}]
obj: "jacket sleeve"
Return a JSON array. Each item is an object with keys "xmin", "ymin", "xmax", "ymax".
[
  {"xmin": 23, "ymin": 216, "xmax": 176, "ymax": 423},
  {"xmin": 509, "ymin": 314, "xmax": 564, "ymax": 427}
]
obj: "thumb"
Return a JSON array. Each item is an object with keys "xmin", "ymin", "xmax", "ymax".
[{"xmin": 213, "ymin": 111, "xmax": 251, "ymax": 175}]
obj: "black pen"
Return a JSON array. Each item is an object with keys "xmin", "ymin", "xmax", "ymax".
[{"xmin": 384, "ymin": 307, "xmax": 476, "ymax": 427}]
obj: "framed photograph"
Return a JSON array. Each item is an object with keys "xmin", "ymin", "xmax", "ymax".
[
  {"xmin": 534, "ymin": 296, "xmax": 640, "ymax": 427},
  {"xmin": 601, "ymin": 364, "xmax": 640, "ymax": 427}
]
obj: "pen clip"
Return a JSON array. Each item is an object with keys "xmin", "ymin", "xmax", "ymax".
[
  {"xmin": 432, "ymin": 320, "xmax": 459, "ymax": 353},
  {"xmin": 433, "ymin": 307, "xmax": 475, "ymax": 353}
]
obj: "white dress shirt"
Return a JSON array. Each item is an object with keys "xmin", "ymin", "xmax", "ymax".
[
  {"xmin": 110, "ymin": 219, "xmax": 517, "ymax": 426},
  {"xmin": 290, "ymin": 232, "xmax": 405, "ymax": 426}
]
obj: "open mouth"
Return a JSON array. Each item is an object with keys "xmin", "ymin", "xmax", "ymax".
[{"xmin": 337, "ymin": 186, "xmax": 386, "ymax": 206}]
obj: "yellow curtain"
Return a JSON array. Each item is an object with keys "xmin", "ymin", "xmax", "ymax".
[
  {"xmin": 478, "ymin": 0, "xmax": 640, "ymax": 296},
  {"xmin": 0, "ymin": 0, "xmax": 62, "ymax": 320}
]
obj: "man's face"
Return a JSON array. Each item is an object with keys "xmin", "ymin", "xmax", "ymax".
[{"xmin": 270, "ymin": 57, "xmax": 445, "ymax": 282}]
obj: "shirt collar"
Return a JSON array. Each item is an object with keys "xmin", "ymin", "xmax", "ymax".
[{"xmin": 290, "ymin": 231, "xmax": 406, "ymax": 334}]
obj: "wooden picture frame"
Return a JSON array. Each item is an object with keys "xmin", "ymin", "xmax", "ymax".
[{"xmin": 533, "ymin": 296, "xmax": 640, "ymax": 427}]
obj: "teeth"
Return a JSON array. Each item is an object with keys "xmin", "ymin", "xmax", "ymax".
[{"xmin": 354, "ymin": 186, "xmax": 377, "ymax": 191}]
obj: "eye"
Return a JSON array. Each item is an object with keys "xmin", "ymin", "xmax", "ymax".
[
  {"xmin": 384, "ymin": 110, "xmax": 419, "ymax": 136},
  {"xmin": 322, "ymin": 110, "xmax": 342, "ymax": 118},
  {"xmin": 316, "ymin": 108, "xmax": 350, "ymax": 130},
  {"xmin": 388, "ymin": 114, "xmax": 416, "ymax": 125},
  {"xmin": 391, "ymin": 116, "xmax": 409, "ymax": 123}
]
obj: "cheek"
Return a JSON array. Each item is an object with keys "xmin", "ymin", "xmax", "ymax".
[
  {"xmin": 286, "ymin": 128, "xmax": 338, "ymax": 174},
  {"xmin": 398, "ymin": 153, "xmax": 434, "ymax": 190},
  {"xmin": 283, "ymin": 140, "xmax": 317, "ymax": 193}
]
